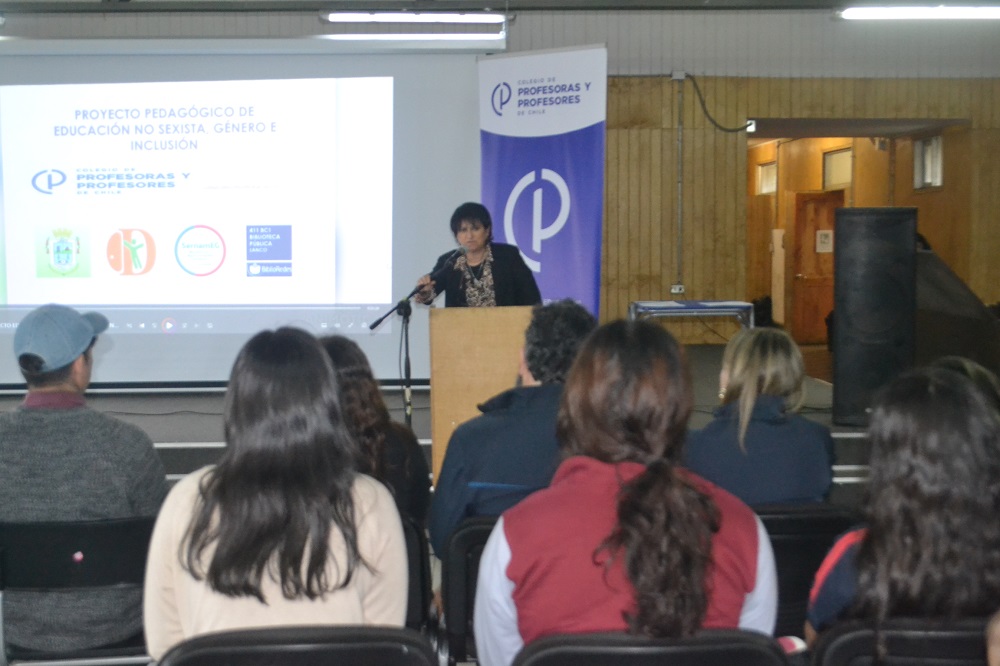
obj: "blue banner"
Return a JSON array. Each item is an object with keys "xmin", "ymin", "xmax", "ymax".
[{"xmin": 478, "ymin": 46, "xmax": 607, "ymax": 315}]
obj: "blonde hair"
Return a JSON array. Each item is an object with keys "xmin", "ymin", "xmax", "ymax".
[{"xmin": 720, "ymin": 327, "xmax": 805, "ymax": 448}]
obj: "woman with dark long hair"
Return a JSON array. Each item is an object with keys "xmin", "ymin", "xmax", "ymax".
[
  {"xmin": 473, "ymin": 320, "xmax": 777, "ymax": 666},
  {"xmin": 320, "ymin": 335, "xmax": 430, "ymax": 524},
  {"xmin": 684, "ymin": 327, "xmax": 834, "ymax": 505},
  {"xmin": 143, "ymin": 328, "xmax": 407, "ymax": 660},
  {"xmin": 806, "ymin": 367, "xmax": 1000, "ymax": 645}
]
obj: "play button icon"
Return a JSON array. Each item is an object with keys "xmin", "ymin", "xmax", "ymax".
[{"xmin": 161, "ymin": 318, "xmax": 177, "ymax": 333}]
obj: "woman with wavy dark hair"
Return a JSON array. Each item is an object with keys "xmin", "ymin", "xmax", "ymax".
[
  {"xmin": 143, "ymin": 328, "xmax": 407, "ymax": 660},
  {"xmin": 473, "ymin": 320, "xmax": 777, "ymax": 666},
  {"xmin": 320, "ymin": 335, "xmax": 430, "ymax": 524},
  {"xmin": 684, "ymin": 327, "xmax": 834, "ymax": 505},
  {"xmin": 807, "ymin": 367, "xmax": 1000, "ymax": 645}
]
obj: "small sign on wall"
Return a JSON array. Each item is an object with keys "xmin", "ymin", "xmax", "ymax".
[{"xmin": 816, "ymin": 229, "xmax": 834, "ymax": 253}]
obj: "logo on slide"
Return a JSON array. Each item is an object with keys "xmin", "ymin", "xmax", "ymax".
[
  {"xmin": 31, "ymin": 170, "xmax": 67, "ymax": 195},
  {"xmin": 491, "ymin": 82, "xmax": 512, "ymax": 116},
  {"xmin": 503, "ymin": 168, "xmax": 571, "ymax": 272},
  {"xmin": 38, "ymin": 228, "xmax": 90, "ymax": 278},
  {"xmin": 107, "ymin": 229, "xmax": 157, "ymax": 275},
  {"xmin": 175, "ymin": 225, "xmax": 226, "ymax": 277}
]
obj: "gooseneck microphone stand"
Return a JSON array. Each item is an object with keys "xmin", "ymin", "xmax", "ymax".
[{"xmin": 369, "ymin": 247, "xmax": 464, "ymax": 428}]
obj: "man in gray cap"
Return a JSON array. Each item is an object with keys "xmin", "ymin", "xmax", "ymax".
[{"xmin": 0, "ymin": 304, "xmax": 167, "ymax": 652}]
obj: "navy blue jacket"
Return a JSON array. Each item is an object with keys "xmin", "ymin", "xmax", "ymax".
[
  {"xmin": 683, "ymin": 395, "xmax": 834, "ymax": 506},
  {"xmin": 428, "ymin": 384, "xmax": 562, "ymax": 556}
]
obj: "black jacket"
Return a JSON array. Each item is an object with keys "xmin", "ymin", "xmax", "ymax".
[{"xmin": 429, "ymin": 242, "xmax": 541, "ymax": 307}]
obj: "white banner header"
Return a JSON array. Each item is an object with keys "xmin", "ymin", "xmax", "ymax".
[{"xmin": 478, "ymin": 45, "xmax": 607, "ymax": 138}]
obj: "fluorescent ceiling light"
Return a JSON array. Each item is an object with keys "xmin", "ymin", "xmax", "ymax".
[
  {"xmin": 321, "ymin": 32, "xmax": 506, "ymax": 41},
  {"xmin": 839, "ymin": 5, "xmax": 1000, "ymax": 19},
  {"xmin": 324, "ymin": 12, "xmax": 506, "ymax": 25}
]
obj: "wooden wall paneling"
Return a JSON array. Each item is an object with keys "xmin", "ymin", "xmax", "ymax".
[
  {"xmin": 852, "ymin": 137, "xmax": 891, "ymax": 207},
  {"xmin": 969, "ymin": 129, "xmax": 1000, "ymax": 302},
  {"xmin": 606, "ymin": 75, "xmax": 999, "ymax": 342}
]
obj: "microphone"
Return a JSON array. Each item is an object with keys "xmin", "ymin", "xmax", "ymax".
[
  {"xmin": 428, "ymin": 246, "xmax": 466, "ymax": 283},
  {"xmin": 405, "ymin": 246, "xmax": 466, "ymax": 301}
]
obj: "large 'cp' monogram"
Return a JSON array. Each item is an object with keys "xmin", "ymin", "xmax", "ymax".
[{"xmin": 503, "ymin": 169, "xmax": 570, "ymax": 272}]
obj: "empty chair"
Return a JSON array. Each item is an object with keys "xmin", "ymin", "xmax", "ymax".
[
  {"xmin": 157, "ymin": 626, "xmax": 437, "ymax": 666},
  {"xmin": 0, "ymin": 517, "xmax": 156, "ymax": 666},
  {"xmin": 812, "ymin": 618, "xmax": 988, "ymax": 666},
  {"xmin": 753, "ymin": 503, "xmax": 860, "ymax": 638},
  {"xmin": 441, "ymin": 516, "xmax": 498, "ymax": 665},
  {"xmin": 511, "ymin": 630, "xmax": 790, "ymax": 666}
]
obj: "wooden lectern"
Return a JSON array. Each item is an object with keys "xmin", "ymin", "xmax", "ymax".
[{"xmin": 429, "ymin": 306, "xmax": 533, "ymax": 481}]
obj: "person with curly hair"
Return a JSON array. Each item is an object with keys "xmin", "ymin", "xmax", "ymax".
[
  {"xmin": 143, "ymin": 328, "xmax": 407, "ymax": 659},
  {"xmin": 320, "ymin": 335, "xmax": 430, "ymax": 525},
  {"xmin": 806, "ymin": 367, "xmax": 1000, "ymax": 646},
  {"xmin": 428, "ymin": 299, "xmax": 596, "ymax": 556},
  {"xmin": 474, "ymin": 320, "xmax": 777, "ymax": 666},
  {"xmin": 684, "ymin": 327, "xmax": 834, "ymax": 505}
]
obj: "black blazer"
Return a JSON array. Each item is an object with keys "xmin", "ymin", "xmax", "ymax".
[{"xmin": 429, "ymin": 242, "xmax": 541, "ymax": 307}]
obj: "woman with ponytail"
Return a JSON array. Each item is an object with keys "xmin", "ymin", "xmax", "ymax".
[{"xmin": 473, "ymin": 320, "xmax": 777, "ymax": 666}]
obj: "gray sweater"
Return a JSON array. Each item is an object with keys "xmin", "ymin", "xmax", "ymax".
[{"xmin": 0, "ymin": 397, "xmax": 167, "ymax": 651}]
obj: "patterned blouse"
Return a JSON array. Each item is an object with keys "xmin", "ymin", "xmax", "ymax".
[{"xmin": 454, "ymin": 245, "xmax": 496, "ymax": 307}]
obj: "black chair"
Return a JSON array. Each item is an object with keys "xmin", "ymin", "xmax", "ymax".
[
  {"xmin": 812, "ymin": 617, "xmax": 989, "ymax": 666},
  {"xmin": 157, "ymin": 626, "xmax": 437, "ymax": 666},
  {"xmin": 441, "ymin": 516, "xmax": 498, "ymax": 665},
  {"xmin": 512, "ymin": 630, "xmax": 791, "ymax": 666},
  {"xmin": 401, "ymin": 516, "xmax": 434, "ymax": 632},
  {"xmin": 753, "ymin": 504, "xmax": 861, "ymax": 638},
  {"xmin": 0, "ymin": 517, "xmax": 156, "ymax": 666}
]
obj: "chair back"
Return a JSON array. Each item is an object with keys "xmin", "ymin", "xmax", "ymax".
[
  {"xmin": 812, "ymin": 618, "xmax": 989, "ymax": 666},
  {"xmin": 0, "ymin": 517, "xmax": 155, "ymax": 590},
  {"xmin": 401, "ymin": 516, "xmax": 433, "ymax": 631},
  {"xmin": 441, "ymin": 515, "xmax": 498, "ymax": 665},
  {"xmin": 157, "ymin": 626, "xmax": 437, "ymax": 666},
  {"xmin": 753, "ymin": 503, "xmax": 860, "ymax": 637},
  {"xmin": 0, "ymin": 517, "xmax": 156, "ymax": 666},
  {"xmin": 512, "ymin": 630, "xmax": 790, "ymax": 666}
]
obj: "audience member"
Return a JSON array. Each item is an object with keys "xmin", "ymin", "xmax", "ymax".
[
  {"xmin": 0, "ymin": 303, "xmax": 167, "ymax": 652},
  {"xmin": 474, "ymin": 320, "xmax": 777, "ymax": 666},
  {"xmin": 144, "ymin": 328, "xmax": 406, "ymax": 660},
  {"xmin": 806, "ymin": 367, "xmax": 1000, "ymax": 646},
  {"xmin": 684, "ymin": 327, "xmax": 834, "ymax": 504},
  {"xmin": 428, "ymin": 299, "xmax": 596, "ymax": 556},
  {"xmin": 320, "ymin": 335, "xmax": 431, "ymax": 525}
]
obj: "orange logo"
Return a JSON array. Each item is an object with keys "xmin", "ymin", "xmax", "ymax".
[{"xmin": 107, "ymin": 229, "xmax": 156, "ymax": 275}]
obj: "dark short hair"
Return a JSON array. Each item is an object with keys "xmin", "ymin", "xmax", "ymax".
[
  {"xmin": 524, "ymin": 299, "xmax": 597, "ymax": 384},
  {"xmin": 449, "ymin": 202, "xmax": 493, "ymax": 237},
  {"xmin": 19, "ymin": 338, "xmax": 95, "ymax": 388}
]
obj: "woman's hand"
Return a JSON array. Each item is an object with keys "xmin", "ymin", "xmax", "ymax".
[{"xmin": 414, "ymin": 274, "xmax": 436, "ymax": 304}]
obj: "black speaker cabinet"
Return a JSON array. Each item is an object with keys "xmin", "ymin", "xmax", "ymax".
[{"xmin": 833, "ymin": 208, "xmax": 917, "ymax": 427}]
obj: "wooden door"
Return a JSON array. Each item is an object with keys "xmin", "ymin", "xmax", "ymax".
[{"xmin": 790, "ymin": 191, "xmax": 843, "ymax": 344}]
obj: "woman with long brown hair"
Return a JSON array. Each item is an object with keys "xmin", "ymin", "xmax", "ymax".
[
  {"xmin": 473, "ymin": 320, "xmax": 777, "ymax": 666},
  {"xmin": 143, "ymin": 328, "xmax": 407, "ymax": 659},
  {"xmin": 320, "ymin": 335, "xmax": 430, "ymax": 524},
  {"xmin": 806, "ymin": 367, "xmax": 1000, "ymax": 645}
]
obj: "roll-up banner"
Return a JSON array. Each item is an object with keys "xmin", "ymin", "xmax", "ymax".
[{"xmin": 478, "ymin": 45, "xmax": 607, "ymax": 315}]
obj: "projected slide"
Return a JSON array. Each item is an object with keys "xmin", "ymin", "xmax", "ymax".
[{"xmin": 0, "ymin": 77, "xmax": 393, "ymax": 309}]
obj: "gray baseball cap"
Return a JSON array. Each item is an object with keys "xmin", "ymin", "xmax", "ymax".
[{"xmin": 14, "ymin": 304, "xmax": 109, "ymax": 373}]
